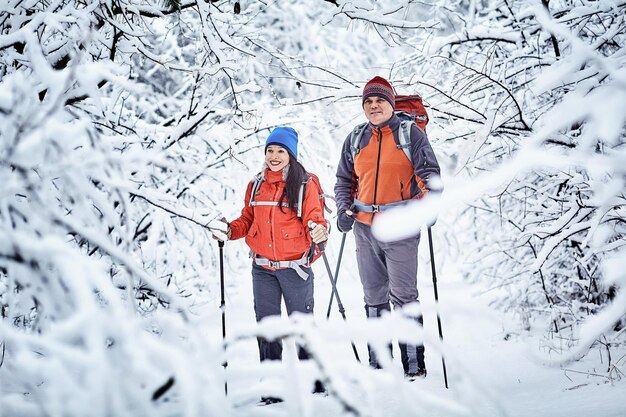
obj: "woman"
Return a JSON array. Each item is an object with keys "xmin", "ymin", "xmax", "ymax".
[{"xmin": 216, "ymin": 126, "xmax": 328, "ymax": 399}]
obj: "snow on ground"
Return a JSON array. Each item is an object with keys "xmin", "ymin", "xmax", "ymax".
[{"xmin": 202, "ymin": 228, "xmax": 626, "ymax": 417}]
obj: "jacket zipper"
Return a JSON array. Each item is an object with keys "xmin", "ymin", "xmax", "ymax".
[{"xmin": 372, "ymin": 127, "xmax": 383, "ymax": 217}]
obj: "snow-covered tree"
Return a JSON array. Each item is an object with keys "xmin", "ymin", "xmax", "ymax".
[
  {"xmin": 1, "ymin": 0, "xmax": 624, "ymax": 415},
  {"xmin": 380, "ymin": 0, "xmax": 626, "ymax": 367}
]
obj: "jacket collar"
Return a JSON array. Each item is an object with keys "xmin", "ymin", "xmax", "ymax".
[{"xmin": 265, "ymin": 167, "xmax": 287, "ymax": 183}]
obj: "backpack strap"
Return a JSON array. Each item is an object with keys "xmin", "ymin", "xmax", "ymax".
[
  {"xmin": 249, "ymin": 171, "xmax": 312, "ymax": 219},
  {"xmin": 297, "ymin": 176, "xmax": 310, "ymax": 219},
  {"xmin": 349, "ymin": 122, "xmax": 368, "ymax": 164},
  {"xmin": 250, "ymin": 201, "xmax": 290, "ymax": 208},
  {"xmin": 397, "ymin": 120, "xmax": 414, "ymax": 165},
  {"xmin": 297, "ymin": 174, "xmax": 336, "ymax": 217},
  {"xmin": 321, "ymin": 193, "xmax": 335, "ymax": 214},
  {"xmin": 351, "ymin": 121, "xmax": 413, "ymax": 166},
  {"xmin": 252, "ymin": 253, "xmax": 311, "ymax": 280},
  {"xmin": 248, "ymin": 171, "xmax": 265, "ymax": 206},
  {"xmin": 353, "ymin": 198, "xmax": 410, "ymax": 213}
]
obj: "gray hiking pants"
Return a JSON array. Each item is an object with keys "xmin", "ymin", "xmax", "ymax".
[
  {"xmin": 354, "ymin": 221, "xmax": 425, "ymax": 374},
  {"xmin": 251, "ymin": 263, "xmax": 314, "ymax": 362},
  {"xmin": 354, "ymin": 221, "xmax": 420, "ymax": 307}
]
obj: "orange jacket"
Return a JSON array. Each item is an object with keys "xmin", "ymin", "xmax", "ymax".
[
  {"xmin": 335, "ymin": 114, "xmax": 441, "ymax": 225},
  {"xmin": 229, "ymin": 168, "xmax": 327, "ymax": 262}
]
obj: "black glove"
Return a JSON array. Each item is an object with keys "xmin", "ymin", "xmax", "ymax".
[{"xmin": 337, "ymin": 210, "xmax": 355, "ymax": 233}]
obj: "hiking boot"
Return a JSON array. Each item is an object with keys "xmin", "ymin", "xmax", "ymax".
[
  {"xmin": 260, "ymin": 397, "xmax": 283, "ymax": 405},
  {"xmin": 313, "ymin": 380, "xmax": 326, "ymax": 394},
  {"xmin": 365, "ymin": 303, "xmax": 393, "ymax": 369},
  {"xmin": 405, "ymin": 368, "xmax": 427, "ymax": 381}
]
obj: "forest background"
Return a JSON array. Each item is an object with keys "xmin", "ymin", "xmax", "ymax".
[{"xmin": 1, "ymin": 1, "xmax": 625, "ymax": 416}]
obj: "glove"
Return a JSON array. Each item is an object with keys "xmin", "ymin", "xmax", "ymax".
[
  {"xmin": 209, "ymin": 217, "xmax": 231, "ymax": 242},
  {"xmin": 308, "ymin": 221, "xmax": 329, "ymax": 244},
  {"xmin": 337, "ymin": 210, "xmax": 355, "ymax": 233}
]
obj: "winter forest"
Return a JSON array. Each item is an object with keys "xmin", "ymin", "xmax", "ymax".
[{"xmin": 1, "ymin": 0, "xmax": 625, "ymax": 416}]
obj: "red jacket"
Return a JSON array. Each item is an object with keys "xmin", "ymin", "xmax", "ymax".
[{"xmin": 229, "ymin": 169, "xmax": 327, "ymax": 262}]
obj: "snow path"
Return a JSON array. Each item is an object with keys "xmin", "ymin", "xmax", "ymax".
[{"xmin": 211, "ymin": 230, "xmax": 625, "ymax": 417}]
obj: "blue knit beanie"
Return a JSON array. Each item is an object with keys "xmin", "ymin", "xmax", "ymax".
[{"xmin": 265, "ymin": 126, "xmax": 298, "ymax": 159}]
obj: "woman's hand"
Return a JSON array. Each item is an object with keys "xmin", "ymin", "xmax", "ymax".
[
  {"xmin": 308, "ymin": 220, "xmax": 329, "ymax": 244},
  {"xmin": 209, "ymin": 217, "xmax": 231, "ymax": 242}
]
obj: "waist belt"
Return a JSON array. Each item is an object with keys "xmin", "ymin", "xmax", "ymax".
[
  {"xmin": 353, "ymin": 198, "xmax": 410, "ymax": 213},
  {"xmin": 252, "ymin": 253, "xmax": 310, "ymax": 280}
]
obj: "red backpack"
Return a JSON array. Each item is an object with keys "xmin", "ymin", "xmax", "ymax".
[
  {"xmin": 304, "ymin": 173, "xmax": 332, "ymax": 219},
  {"xmin": 395, "ymin": 94, "xmax": 429, "ymax": 133}
]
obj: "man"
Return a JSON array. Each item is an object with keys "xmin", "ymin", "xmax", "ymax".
[{"xmin": 334, "ymin": 76, "xmax": 442, "ymax": 378}]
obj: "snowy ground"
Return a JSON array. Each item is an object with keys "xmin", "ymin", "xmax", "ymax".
[
  {"xmin": 208, "ymin": 229, "xmax": 626, "ymax": 417},
  {"xmin": 1, "ymin": 228, "xmax": 623, "ymax": 417}
]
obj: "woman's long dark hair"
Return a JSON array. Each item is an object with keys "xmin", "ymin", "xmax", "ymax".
[{"xmin": 278, "ymin": 155, "xmax": 307, "ymax": 214}]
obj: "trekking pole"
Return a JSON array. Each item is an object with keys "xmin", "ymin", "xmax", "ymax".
[
  {"xmin": 310, "ymin": 224, "xmax": 361, "ymax": 362},
  {"xmin": 218, "ymin": 240, "xmax": 228, "ymax": 395},
  {"xmin": 427, "ymin": 226, "xmax": 448, "ymax": 389},
  {"xmin": 326, "ymin": 209, "xmax": 354, "ymax": 318},
  {"xmin": 326, "ymin": 232, "xmax": 347, "ymax": 319}
]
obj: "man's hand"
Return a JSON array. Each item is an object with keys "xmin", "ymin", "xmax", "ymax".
[
  {"xmin": 308, "ymin": 220, "xmax": 329, "ymax": 244},
  {"xmin": 337, "ymin": 210, "xmax": 355, "ymax": 233},
  {"xmin": 209, "ymin": 217, "xmax": 231, "ymax": 242}
]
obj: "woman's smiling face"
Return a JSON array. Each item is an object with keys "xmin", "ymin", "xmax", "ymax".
[{"xmin": 265, "ymin": 145, "xmax": 290, "ymax": 171}]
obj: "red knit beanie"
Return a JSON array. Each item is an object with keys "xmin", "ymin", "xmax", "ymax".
[{"xmin": 362, "ymin": 76, "xmax": 396, "ymax": 108}]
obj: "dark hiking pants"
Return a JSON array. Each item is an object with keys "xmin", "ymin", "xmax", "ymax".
[
  {"xmin": 354, "ymin": 221, "xmax": 425, "ymax": 373},
  {"xmin": 252, "ymin": 263, "xmax": 314, "ymax": 362}
]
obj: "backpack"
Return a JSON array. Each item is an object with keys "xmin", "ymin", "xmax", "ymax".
[{"xmin": 349, "ymin": 94, "xmax": 429, "ymax": 165}]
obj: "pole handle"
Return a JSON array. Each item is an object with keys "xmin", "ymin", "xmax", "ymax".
[{"xmin": 309, "ymin": 221, "xmax": 326, "ymax": 252}]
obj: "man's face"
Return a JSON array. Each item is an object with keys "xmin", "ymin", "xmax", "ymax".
[{"xmin": 363, "ymin": 96, "xmax": 394, "ymax": 126}]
